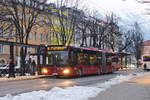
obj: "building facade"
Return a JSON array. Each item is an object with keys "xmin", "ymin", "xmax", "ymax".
[
  {"xmin": 142, "ymin": 40, "xmax": 150, "ymax": 55},
  {"xmin": 0, "ymin": 1, "xmax": 51, "ymax": 64},
  {"xmin": 0, "ymin": 1, "xmax": 76, "ymax": 65}
]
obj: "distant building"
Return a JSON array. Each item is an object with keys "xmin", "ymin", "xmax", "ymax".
[{"xmin": 142, "ymin": 40, "xmax": 150, "ymax": 55}]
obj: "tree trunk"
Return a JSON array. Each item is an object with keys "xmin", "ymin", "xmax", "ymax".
[{"xmin": 20, "ymin": 47, "xmax": 27, "ymax": 75}]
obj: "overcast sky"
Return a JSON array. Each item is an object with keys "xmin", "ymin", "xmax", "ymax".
[{"xmin": 48, "ymin": 0, "xmax": 150, "ymax": 40}]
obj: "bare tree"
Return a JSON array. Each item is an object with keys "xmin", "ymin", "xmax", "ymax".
[
  {"xmin": 76, "ymin": 14, "xmax": 90, "ymax": 46},
  {"xmin": 88, "ymin": 16, "xmax": 99, "ymax": 47},
  {"xmin": 131, "ymin": 22, "xmax": 144, "ymax": 67},
  {"xmin": 97, "ymin": 19, "xmax": 110, "ymax": 49},
  {"xmin": 118, "ymin": 30, "xmax": 133, "ymax": 52},
  {"xmin": 75, "ymin": 12, "xmax": 121, "ymax": 50},
  {"xmin": 47, "ymin": 0, "xmax": 80, "ymax": 46},
  {"xmin": 75, "ymin": 10, "xmax": 98, "ymax": 47},
  {"xmin": 104, "ymin": 14, "xmax": 121, "ymax": 51},
  {"xmin": 76, "ymin": 14, "xmax": 100, "ymax": 47},
  {"xmin": 0, "ymin": 0, "xmax": 47, "ymax": 75}
]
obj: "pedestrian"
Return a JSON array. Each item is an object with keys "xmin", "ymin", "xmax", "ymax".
[
  {"xmin": 31, "ymin": 60, "xmax": 36, "ymax": 75},
  {"xmin": 8, "ymin": 58, "xmax": 15, "ymax": 78},
  {"xmin": 144, "ymin": 64, "xmax": 147, "ymax": 70}
]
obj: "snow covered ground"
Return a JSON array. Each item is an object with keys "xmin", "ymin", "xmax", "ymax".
[{"xmin": 0, "ymin": 72, "xmax": 149, "ymax": 100}]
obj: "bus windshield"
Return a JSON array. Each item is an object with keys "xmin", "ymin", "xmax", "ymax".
[
  {"xmin": 46, "ymin": 51, "xmax": 68, "ymax": 66},
  {"xmin": 143, "ymin": 56, "xmax": 150, "ymax": 62}
]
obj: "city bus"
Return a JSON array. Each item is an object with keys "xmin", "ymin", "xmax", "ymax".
[
  {"xmin": 41, "ymin": 45, "xmax": 119, "ymax": 77},
  {"xmin": 142, "ymin": 54, "xmax": 150, "ymax": 70}
]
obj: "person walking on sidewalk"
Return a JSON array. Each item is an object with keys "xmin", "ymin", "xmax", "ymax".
[
  {"xmin": 31, "ymin": 60, "xmax": 36, "ymax": 75},
  {"xmin": 8, "ymin": 58, "xmax": 15, "ymax": 78}
]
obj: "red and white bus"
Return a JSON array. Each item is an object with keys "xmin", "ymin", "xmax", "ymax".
[{"xmin": 41, "ymin": 45, "xmax": 119, "ymax": 77}]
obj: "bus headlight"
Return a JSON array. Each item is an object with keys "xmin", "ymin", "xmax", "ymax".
[
  {"xmin": 63, "ymin": 69, "xmax": 70, "ymax": 74},
  {"xmin": 42, "ymin": 68, "xmax": 48, "ymax": 74}
]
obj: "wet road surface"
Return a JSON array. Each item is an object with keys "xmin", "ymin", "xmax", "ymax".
[{"xmin": 0, "ymin": 68, "xmax": 143, "ymax": 97}]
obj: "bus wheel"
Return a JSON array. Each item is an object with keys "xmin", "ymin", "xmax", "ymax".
[{"xmin": 55, "ymin": 75, "xmax": 60, "ymax": 78}]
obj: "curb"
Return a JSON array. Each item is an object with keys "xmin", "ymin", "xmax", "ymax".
[{"xmin": 0, "ymin": 75, "xmax": 51, "ymax": 82}]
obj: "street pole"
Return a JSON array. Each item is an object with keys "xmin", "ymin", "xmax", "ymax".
[
  {"xmin": 37, "ymin": 46, "xmax": 40, "ymax": 75},
  {"xmin": 10, "ymin": 43, "xmax": 14, "ymax": 61}
]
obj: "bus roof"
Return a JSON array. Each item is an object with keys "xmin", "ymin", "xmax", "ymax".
[
  {"xmin": 70, "ymin": 46, "xmax": 118, "ymax": 54},
  {"xmin": 47, "ymin": 45, "xmax": 121, "ymax": 55}
]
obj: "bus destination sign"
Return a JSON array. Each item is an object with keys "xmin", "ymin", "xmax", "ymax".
[{"xmin": 47, "ymin": 46, "xmax": 67, "ymax": 51}]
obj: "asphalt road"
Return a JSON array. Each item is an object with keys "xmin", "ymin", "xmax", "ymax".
[{"xmin": 0, "ymin": 68, "xmax": 144, "ymax": 97}]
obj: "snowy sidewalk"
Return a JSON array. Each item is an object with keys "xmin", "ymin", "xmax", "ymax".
[
  {"xmin": 89, "ymin": 73, "xmax": 150, "ymax": 100},
  {"xmin": 0, "ymin": 75, "xmax": 49, "ymax": 82},
  {"xmin": 0, "ymin": 71, "xmax": 148, "ymax": 100}
]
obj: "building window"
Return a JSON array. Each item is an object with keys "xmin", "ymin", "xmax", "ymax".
[
  {"xmin": 34, "ymin": 32, "xmax": 37, "ymax": 40},
  {"xmin": 0, "ymin": 45, "xmax": 3, "ymax": 54},
  {"xmin": 45, "ymin": 18, "xmax": 49, "ymax": 24},
  {"xmin": 56, "ymin": 20, "xmax": 58, "ymax": 25},
  {"xmin": 8, "ymin": 28, "xmax": 13, "ymax": 39},
  {"xmin": 46, "ymin": 34, "xmax": 49, "ymax": 42},
  {"xmin": 0, "ymin": 26, "xmax": 3, "ymax": 37},
  {"xmin": 29, "ymin": 33, "xmax": 32, "ymax": 40},
  {"xmin": 52, "ymin": 20, "xmax": 54, "ymax": 24},
  {"xmin": 40, "ymin": 16, "xmax": 44, "ymax": 22},
  {"xmin": 40, "ymin": 33, "xmax": 43, "ymax": 42}
]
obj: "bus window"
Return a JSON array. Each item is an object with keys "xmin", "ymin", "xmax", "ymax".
[
  {"xmin": 89, "ymin": 54, "xmax": 97, "ymax": 65},
  {"xmin": 97, "ymin": 54, "xmax": 102, "ymax": 64},
  {"xmin": 111, "ymin": 56, "xmax": 119, "ymax": 64},
  {"xmin": 46, "ymin": 51, "xmax": 68, "ymax": 66},
  {"xmin": 84, "ymin": 53, "xmax": 89, "ymax": 65},
  {"xmin": 46, "ymin": 54, "xmax": 55, "ymax": 66},
  {"xmin": 106, "ymin": 56, "xmax": 112, "ymax": 65},
  {"xmin": 77, "ymin": 53, "xmax": 84, "ymax": 64},
  {"xmin": 68, "ymin": 51, "xmax": 77, "ymax": 65},
  {"xmin": 97, "ymin": 57, "xmax": 102, "ymax": 64}
]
